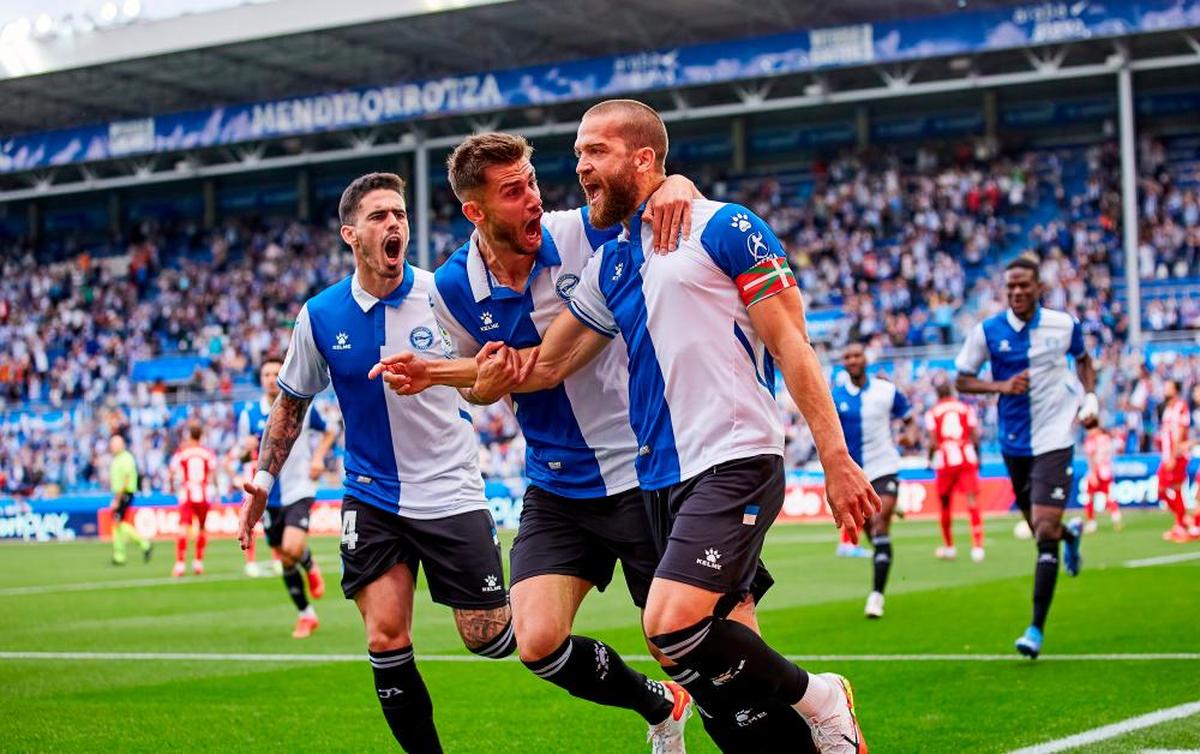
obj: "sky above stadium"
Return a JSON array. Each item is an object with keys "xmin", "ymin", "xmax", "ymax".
[{"xmin": 0, "ymin": 0, "xmax": 278, "ymax": 37}]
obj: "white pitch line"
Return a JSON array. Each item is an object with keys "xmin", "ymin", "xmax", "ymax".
[
  {"xmin": 0, "ymin": 574, "xmax": 245, "ymax": 597},
  {"xmin": 1008, "ymin": 700, "xmax": 1200, "ymax": 754},
  {"xmin": 1124, "ymin": 552, "xmax": 1200, "ymax": 569},
  {"xmin": 1, "ymin": 651, "xmax": 1198, "ymax": 664},
  {"xmin": 1141, "ymin": 750, "xmax": 1200, "ymax": 753}
]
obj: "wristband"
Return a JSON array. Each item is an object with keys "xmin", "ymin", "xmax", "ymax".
[{"xmin": 252, "ymin": 470, "xmax": 276, "ymax": 496}]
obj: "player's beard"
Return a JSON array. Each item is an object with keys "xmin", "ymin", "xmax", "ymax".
[
  {"xmin": 483, "ymin": 215, "xmax": 539, "ymax": 257},
  {"xmin": 587, "ymin": 167, "xmax": 640, "ymax": 229}
]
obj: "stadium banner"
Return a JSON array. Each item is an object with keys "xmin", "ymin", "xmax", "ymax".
[
  {"xmin": 5, "ymin": 452, "xmax": 1182, "ymax": 541},
  {"xmin": 3, "ymin": 0, "xmax": 1200, "ymax": 174}
]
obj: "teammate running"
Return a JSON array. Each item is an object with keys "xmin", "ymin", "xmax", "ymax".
[
  {"xmin": 926, "ymin": 379, "xmax": 985, "ymax": 561},
  {"xmin": 1081, "ymin": 417, "xmax": 1121, "ymax": 533},
  {"xmin": 237, "ymin": 172, "xmax": 521, "ymax": 752},
  {"xmin": 238, "ymin": 357, "xmax": 339, "ymax": 637},
  {"xmin": 1157, "ymin": 380, "xmax": 1192, "ymax": 542},
  {"xmin": 955, "ymin": 255, "xmax": 1097, "ymax": 659},
  {"xmin": 169, "ymin": 422, "xmax": 217, "ymax": 576},
  {"xmin": 833, "ymin": 343, "xmax": 915, "ymax": 619},
  {"xmin": 108, "ymin": 434, "xmax": 152, "ymax": 566}
]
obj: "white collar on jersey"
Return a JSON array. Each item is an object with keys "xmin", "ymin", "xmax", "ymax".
[
  {"xmin": 1005, "ymin": 307, "xmax": 1041, "ymax": 332},
  {"xmin": 843, "ymin": 377, "xmax": 869, "ymax": 396},
  {"xmin": 465, "ymin": 232, "xmax": 493, "ymax": 303},
  {"xmin": 350, "ymin": 267, "xmax": 415, "ymax": 313}
]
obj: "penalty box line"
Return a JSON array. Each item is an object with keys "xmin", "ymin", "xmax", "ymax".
[
  {"xmin": 1, "ymin": 651, "xmax": 1199, "ymax": 664},
  {"xmin": 1008, "ymin": 699, "xmax": 1200, "ymax": 754}
]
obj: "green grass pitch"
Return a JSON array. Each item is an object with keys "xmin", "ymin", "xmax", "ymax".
[{"xmin": 1, "ymin": 511, "xmax": 1197, "ymax": 752}]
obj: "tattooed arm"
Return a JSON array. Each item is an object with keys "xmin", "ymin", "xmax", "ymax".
[
  {"xmin": 236, "ymin": 393, "xmax": 310, "ymax": 549},
  {"xmin": 238, "ymin": 303, "xmax": 330, "ymax": 549}
]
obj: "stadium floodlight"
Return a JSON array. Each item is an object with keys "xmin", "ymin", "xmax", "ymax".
[
  {"xmin": 100, "ymin": 2, "xmax": 118, "ymax": 23},
  {"xmin": 122, "ymin": 0, "xmax": 142, "ymax": 19},
  {"xmin": 3, "ymin": 17, "xmax": 31, "ymax": 42},
  {"xmin": 34, "ymin": 14, "xmax": 53, "ymax": 36}
]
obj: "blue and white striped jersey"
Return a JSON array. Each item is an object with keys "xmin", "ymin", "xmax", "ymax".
[
  {"xmin": 955, "ymin": 307, "xmax": 1085, "ymax": 457},
  {"xmin": 276, "ymin": 265, "xmax": 488, "ymax": 519},
  {"xmin": 238, "ymin": 398, "xmax": 328, "ymax": 507},
  {"xmin": 431, "ymin": 207, "xmax": 637, "ymax": 499},
  {"xmin": 567, "ymin": 200, "xmax": 797, "ymax": 491},
  {"xmin": 832, "ymin": 377, "xmax": 910, "ymax": 482}
]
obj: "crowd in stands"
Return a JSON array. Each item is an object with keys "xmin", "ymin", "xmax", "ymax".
[{"xmin": 3, "ymin": 133, "xmax": 1200, "ymax": 496}]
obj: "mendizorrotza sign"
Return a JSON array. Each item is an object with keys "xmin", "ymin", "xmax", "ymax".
[{"xmin": 3, "ymin": 0, "xmax": 1199, "ymax": 173}]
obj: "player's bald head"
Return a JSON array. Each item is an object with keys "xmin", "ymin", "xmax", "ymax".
[{"xmin": 581, "ymin": 99, "xmax": 668, "ymax": 171}]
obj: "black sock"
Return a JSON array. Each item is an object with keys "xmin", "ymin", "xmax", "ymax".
[
  {"xmin": 1032, "ymin": 539, "xmax": 1060, "ymax": 630},
  {"xmin": 651, "ymin": 617, "xmax": 809, "ymax": 709},
  {"xmin": 369, "ymin": 647, "xmax": 442, "ymax": 753},
  {"xmin": 872, "ymin": 535, "xmax": 893, "ymax": 594},
  {"xmin": 523, "ymin": 636, "xmax": 673, "ymax": 725},
  {"xmin": 298, "ymin": 548, "xmax": 314, "ymax": 571},
  {"xmin": 665, "ymin": 665, "xmax": 816, "ymax": 753},
  {"xmin": 282, "ymin": 566, "xmax": 308, "ymax": 612}
]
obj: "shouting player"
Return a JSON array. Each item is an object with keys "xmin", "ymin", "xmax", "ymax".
[
  {"xmin": 832, "ymin": 343, "xmax": 916, "ymax": 619},
  {"xmin": 238, "ymin": 357, "xmax": 339, "ymax": 637},
  {"xmin": 1081, "ymin": 417, "xmax": 1121, "ymax": 533},
  {"xmin": 169, "ymin": 422, "xmax": 217, "ymax": 576},
  {"xmin": 1157, "ymin": 379, "xmax": 1193, "ymax": 542},
  {"xmin": 926, "ymin": 378, "xmax": 985, "ymax": 562},
  {"xmin": 419, "ymin": 133, "xmax": 696, "ymax": 749},
  {"xmin": 955, "ymin": 255, "xmax": 1097, "ymax": 659},
  {"xmin": 238, "ymin": 172, "xmax": 522, "ymax": 752}
]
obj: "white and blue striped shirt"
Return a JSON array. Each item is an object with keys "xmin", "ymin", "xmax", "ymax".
[
  {"xmin": 277, "ymin": 265, "xmax": 488, "ymax": 519},
  {"xmin": 832, "ymin": 377, "xmax": 910, "ymax": 482},
  {"xmin": 430, "ymin": 207, "xmax": 639, "ymax": 499},
  {"xmin": 954, "ymin": 306, "xmax": 1085, "ymax": 458},
  {"xmin": 567, "ymin": 200, "xmax": 789, "ymax": 491}
]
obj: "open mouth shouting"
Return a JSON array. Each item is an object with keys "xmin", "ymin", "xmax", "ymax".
[
  {"xmin": 383, "ymin": 234, "xmax": 404, "ymax": 263},
  {"xmin": 522, "ymin": 213, "xmax": 543, "ymax": 248}
]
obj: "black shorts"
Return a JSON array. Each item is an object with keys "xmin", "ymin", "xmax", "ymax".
[
  {"xmin": 871, "ymin": 474, "xmax": 900, "ymax": 499},
  {"xmin": 510, "ymin": 485, "xmax": 661, "ymax": 608},
  {"xmin": 339, "ymin": 496, "xmax": 507, "ymax": 609},
  {"xmin": 113, "ymin": 492, "xmax": 134, "ymax": 522},
  {"xmin": 1004, "ymin": 447, "xmax": 1075, "ymax": 512},
  {"xmin": 262, "ymin": 498, "xmax": 314, "ymax": 548},
  {"xmin": 643, "ymin": 454, "xmax": 782, "ymax": 617}
]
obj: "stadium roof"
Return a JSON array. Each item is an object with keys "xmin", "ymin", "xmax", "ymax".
[{"xmin": 0, "ymin": 0, "xmax": 1029, "ymax": 136}]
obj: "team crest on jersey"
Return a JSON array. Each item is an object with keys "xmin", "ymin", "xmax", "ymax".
[
  {"xmin": 746, "ymin": 231, "xmax": 770, "ymax": 261},
  {"xmin": 730, "ymin": 212, "xmax": 752, "ymax": 233},
  {"xmin": 999, "ymin": 339, "xmax": 1011, "ymax": 352},
  {"xmin": 409, "ymin": 326, "xmax": 434, "ymax": 351},
  {"xmin": 555, "ymin": 273, "xmax": 580, "ymax": 300},
  {"xmin": 332, "ymin": 332, "xmax": 352, "ymax": 351}
]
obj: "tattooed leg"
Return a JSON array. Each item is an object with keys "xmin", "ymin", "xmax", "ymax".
[{"xmin": 454, "ymin": 605, "xmax": 516, "ymax": 659}]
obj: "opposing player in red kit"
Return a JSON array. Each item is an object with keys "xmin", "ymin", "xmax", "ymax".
[
  {"xmin": 1081, "ymin": 418, "xmax": 1121, "ymax": 534},
  {"xmin": 925, "ymin": 380, "xmax": 985, "ymax": 562},
  {"xmin": 1158, "ymin": 380, "xmax": 1192, "ymax": 543},
  {"xmin": 169, "ymin": 422, "xmax": 218, "ymax": 576}
]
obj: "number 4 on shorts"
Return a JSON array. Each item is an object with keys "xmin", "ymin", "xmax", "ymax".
[{"xmin": 341, "ymin": 509, "xmax": 358, "ymax": 551}]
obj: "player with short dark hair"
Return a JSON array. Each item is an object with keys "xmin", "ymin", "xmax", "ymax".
[
  {"xmin": 238, "ymin": 172, "xmax": 523, "ymax": 753},
  {"xmin": 237, "ymin": 356, "xmax": 339, "ymax": 637},
  {"xmin": 955, "ymin": 255, "xmax": 1098, "ymax": 659},
  {"xmin": 926, "ymin": 378, "xmax": 986, "ymax": 561},
  {"xmin": 832, "ymin": 343, "xmax": 916, "ymax": 619},
  {"xmin": 169, "ymin": 422, "xmax": 217, "ymax": 577}
]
